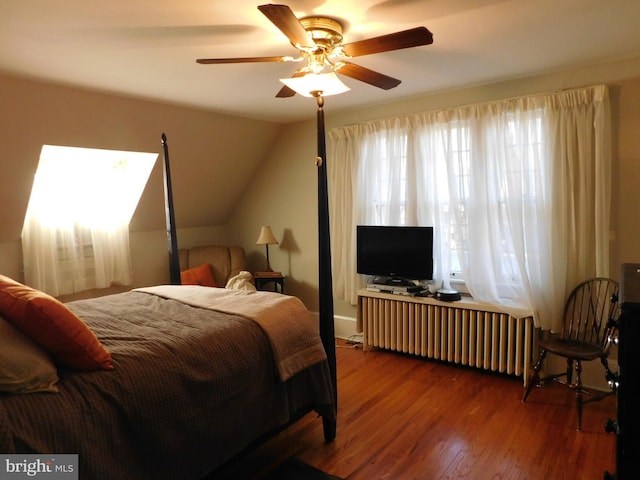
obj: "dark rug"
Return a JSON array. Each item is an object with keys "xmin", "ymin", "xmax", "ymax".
[{"xmin": 263, "ymin": 458, "xmax": 344, "ymax": 480}]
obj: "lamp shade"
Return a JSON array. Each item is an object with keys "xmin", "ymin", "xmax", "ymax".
[
  {"xmin": 279, "ymin": 72, "xmax": 350, "ymax": 97},
  {"xmin": 256, "ymin": 225, "xmax": 279, "ymax": 245}
]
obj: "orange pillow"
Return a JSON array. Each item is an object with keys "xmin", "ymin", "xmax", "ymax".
[
  {"xmin": 180, "ymin": 263, "xmax": 217, "ymax": 287},
  {"xmin": 0, "ymin": 275, "xmax": 113, "ymax": 372}
]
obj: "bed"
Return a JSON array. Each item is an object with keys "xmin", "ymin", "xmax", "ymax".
[
  {"xmin": 0, "ymin": 133, "xmax": 338, "ymax": 478},
  {"xmin": 0, "ymin": 281, "xmax": 335, "ymax": 479}
]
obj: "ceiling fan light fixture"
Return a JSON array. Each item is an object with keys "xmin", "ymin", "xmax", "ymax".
[
  {"xmin": 279, "ymin": 72, "xmax": 350, "ymax": 97},
  {"xmin": 198, "ymin": 4, "xmax": 433, "ymax": 97},
  {"xmin": 308, "ymin": 54, "xmax": 326, "ymax": 74},
  {"xmin": 299, "ymin": 16, "xmax": 343, "ymax": 49}
]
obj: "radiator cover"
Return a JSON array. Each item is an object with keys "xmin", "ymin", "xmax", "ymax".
[{"xmin": 358, "ymin": 290, "xmax": 535, "ymax": 385}]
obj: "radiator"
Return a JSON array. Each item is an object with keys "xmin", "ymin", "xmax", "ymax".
[{"xmin": 359, "ymin": 294, "xmax": 535, "ymax": 385}]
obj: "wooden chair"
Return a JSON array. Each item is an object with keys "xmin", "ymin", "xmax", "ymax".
[{"xmin": 522, "ymin": 277, "xmax": 619, "ymax": 431}]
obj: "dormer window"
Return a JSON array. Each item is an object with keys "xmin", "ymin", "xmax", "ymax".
[{"xmin": 21, "ymin": 145, "xmax": 157, "ymax": 296}]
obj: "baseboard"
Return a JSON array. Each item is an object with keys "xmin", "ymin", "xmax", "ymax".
[
  {"xmin": 333, "ymin": 314, "xmax": 358, "ymax": 340},
  {"xmin": 310, "ymin": 312, "xmax": 358, "ymax": 341}
]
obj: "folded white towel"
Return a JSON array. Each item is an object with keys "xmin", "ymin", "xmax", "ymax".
[{"xmin": 225, "ymin": 270, "xmax": 256, "ymax": 291}]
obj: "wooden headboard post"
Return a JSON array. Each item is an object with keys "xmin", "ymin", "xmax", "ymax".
[
  {"xmin": 161, "ymin": 133, "xmax": 181, "ymax": 285},
  {"xmin": 315, "ymin": 93, "xmax": 337, "ymax": 437}
]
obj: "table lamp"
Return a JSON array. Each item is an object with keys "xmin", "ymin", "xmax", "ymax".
[{"xmin": 256, "ymin": 225, "xmax": 279, "ymax": 273}]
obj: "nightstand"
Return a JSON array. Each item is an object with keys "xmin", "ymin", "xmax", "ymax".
[{"xmin": 254, "ymin": 272, "xmax": 285, "ymax": 294}]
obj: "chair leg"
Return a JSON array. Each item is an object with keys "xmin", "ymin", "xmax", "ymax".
[
  {"xmin": 574, "ymin": 360, "xmax": 583, "ymax": 431},
  {"xmin": 566, "ymin": 358, "xmax": 574, "ymax": 385},
  {"xmin": 522, "ymin": 348, "xmax": 547, "ymax": 402}
]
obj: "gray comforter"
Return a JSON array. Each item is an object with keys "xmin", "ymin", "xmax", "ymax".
[{"xmin": 0, "ymin": 290, "xmax": 335, "ymax": 479}]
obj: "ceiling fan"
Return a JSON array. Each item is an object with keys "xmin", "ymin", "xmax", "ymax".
[{"xmin": 196, "ymin": 3, "xmax": 433, "ymax": 98}]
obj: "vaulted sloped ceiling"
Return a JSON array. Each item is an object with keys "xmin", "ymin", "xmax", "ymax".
[
  {"xmin": 2, "ymin": 0, "xmax": 640, "ymax": 245},
  {"xmin": 1, "ymin": 0, "xmax": 639, "ymax": 123}
]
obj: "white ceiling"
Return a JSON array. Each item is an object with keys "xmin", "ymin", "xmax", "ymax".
[{"xmin": 1, "ymin": 0, "xmax": 639, "ymax": 124}]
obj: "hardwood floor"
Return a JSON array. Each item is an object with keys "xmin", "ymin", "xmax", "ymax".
[{"xmin": 215, "ymin": 339, "xmax": 617, "ymax": 479}]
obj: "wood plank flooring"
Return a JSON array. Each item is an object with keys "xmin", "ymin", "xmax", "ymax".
[{"xmin": 214, "ymin": 339, "xmax": 617, "ymax": 479}]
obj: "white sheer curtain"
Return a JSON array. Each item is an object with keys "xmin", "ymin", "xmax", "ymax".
[
  {"xmin": 328, "ymin": 85, "xmax": 611, "ymax": 331},
  {"xmin": 22, "ymin": 146, "xmax": 157, "ymax": 296}
]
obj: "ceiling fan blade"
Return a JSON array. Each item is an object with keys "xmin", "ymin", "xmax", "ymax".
[
  {"xmin": 196, "ymin": 55, "xmax": 295, "ymax": 64},
  {"xmin": 335, "ymin": 62, "xmax": 401, "ymax": 90},
  {"xmin": 341, "ymin": 26, "xmax": 433, "ymax": 57},
  {"xmin": 258, "ymin": 4, "xmax": 315, "ymax": 48}
]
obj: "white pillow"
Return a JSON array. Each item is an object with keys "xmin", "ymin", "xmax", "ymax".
[{"xmin": 0, "ymin": 316, "xmax": 59, "ymax": 394}]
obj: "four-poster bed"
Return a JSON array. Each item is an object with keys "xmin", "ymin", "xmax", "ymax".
[
  {"xmin": 162, "ymin": 130, "xmax": 338, "ymax": 439},
  {"xmin": 0, "ymin": 133, "xmax": 337, "ymax": 479}
]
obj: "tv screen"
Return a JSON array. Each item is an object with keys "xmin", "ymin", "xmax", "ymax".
[{"xmin": 357, "ymin": 225, "xmax": 434, "ymax": 281}]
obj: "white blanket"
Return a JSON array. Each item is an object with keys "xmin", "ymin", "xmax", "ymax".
[
  {"xmin": 134, "ymin": 285, "xmax": 327, "ymax": 380},
  {"xmin": 225, "ymin": 271, "xmax": 256, "ymax": 291}
]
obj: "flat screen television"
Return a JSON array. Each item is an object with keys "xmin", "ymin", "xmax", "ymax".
[{"xmin": 357, "ymin": 225, "xmax": 434, "ymax": 282}]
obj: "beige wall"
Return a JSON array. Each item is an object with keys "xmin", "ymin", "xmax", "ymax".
[
  {"xmin": 0, "ymin": 72, "xmax": 282, "ymax": 289},
  {"xmin": 231, "ymin": 56, "xmax": 640, "ymax": 326},
  {"xmin": 228, "ymin": 122, "xmax": 319, "ymax": 308},
  {"xmin": 1, "ymin": 57, "xmax": 638, "ymax": 387},
  {"xmin": 228, "ymin": 57, "xmax": 640, "ymax": 387},
  {"xmin": 1, "ymin": 56, "xmax": 639, "ymax": 324}
]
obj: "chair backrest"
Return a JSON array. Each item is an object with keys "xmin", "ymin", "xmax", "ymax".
[
  {"xmin": 560, "ymin": 277, "xmax": 619, "ymax": 349},
  {"xmin": 178, "ymin": 245, "xmax": 248, "ymax": 287}
]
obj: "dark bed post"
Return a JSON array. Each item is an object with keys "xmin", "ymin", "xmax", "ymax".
[
  {"xmin": 161, "ymin": 133, "xmax": 181, "ymax": 285},
  {"xmin": 314, "ymin": 92, "xmax": 337, "ymax": 442}
]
